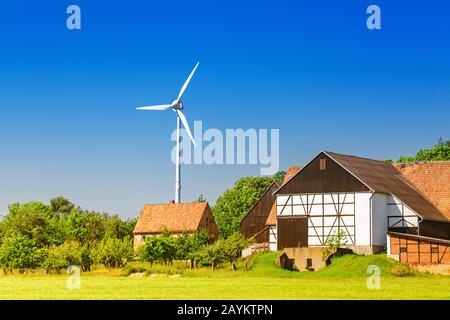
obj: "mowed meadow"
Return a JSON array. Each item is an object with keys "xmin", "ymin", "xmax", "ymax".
[{"xmin": 0, "ymin": 253, "xmax": 449, "ymax": 300}]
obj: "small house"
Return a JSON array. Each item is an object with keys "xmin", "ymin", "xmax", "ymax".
[{"xmin": 133, "ymin": 202, "xmax": 219, "ymax": 249}]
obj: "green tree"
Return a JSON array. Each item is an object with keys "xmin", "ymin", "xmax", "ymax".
[
  {"xmin": 139, "ymin": 236, "xmax": 160, "ymax": 266},
  {"xmin": 221, "ymin": 233, "xmax": 248, "ymax": 271},
  {"xmin": 322, "ymin": 230, "xmax": 348, "ymax": 260},
  {"xmin": 212, "ymin": 176, "xmax": 274, "ymax": 238},
  {"xmin": 50, "ymin": 196, "xmax": 75, "ymax": 217},
  {"xmin": 0, "ymin": 234, "xmax": 43, "ymax": 273},
  {"xmin": 104, "ymin": 215, "xmax": 136, "ymax": 240},
  {"xmin": 1, "ymin": 202, "xmax": 62, "ymax": 247},
  {"xmin": 396, "ymin": 139, "xmax": 450, "ymax": 163},
  {"xmin": 0, "ymin": 197, "xmax": 137, "ymax": 272},
  {"xmin": 41, "ymin": 246, "xmax": 68, "ymax": 273},
  {"xmin": 198, "ymin": 240, "xmax": 226, "ymax": 271},
  {"xmin": 195, "ymin": 194, "xmax": 206, "ymax": 202},
  {"xmin": 272, "ymin": 171, "xmax": 287, "ymax": 184},
  {"xmin": 187, "ymin": 230, "xmax": 214, "ymax": 268},
  {"xmin": 158, "ymin": 231, "xmax": 177, "ymax": 266},
  {"xmin": 175, "ymin": 231, "xmax": 192, "ymax": 262},
  {"xmin": 92, "ymin": 237, "xmax": 133, "ymax": 269},
  {"xmin": 62, "ymin": 210, "xmax": 105, "ymax": 246},
  {"xmin": 42, "ymin": 242, "xmax": 79, "ymax": 273}
]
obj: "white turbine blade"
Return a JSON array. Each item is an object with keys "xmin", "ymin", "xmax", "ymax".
[
  {"xmin": 177, "ymin": 62, "xmax": 199, "ymax": 100},
  {"xmin": 177, "ymin": 110, "xmax": 196, "ymax": 146},
  {"xmin": 136, "ymin": 104, "xmax": 172, "ymax": 111}
]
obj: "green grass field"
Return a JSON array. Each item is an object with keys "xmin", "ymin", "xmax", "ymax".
[{"xmin": 0, "ymin": 252, "xmax": 449, "ymax": 299}]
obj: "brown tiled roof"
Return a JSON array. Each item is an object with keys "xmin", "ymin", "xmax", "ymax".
[
  {"xmin": 265, "ymin": 201, "xmax": 277, "ymax": 225},
  {"xmin": 325, "ymin": 151, "xmax": 448, "ymax": 222},
  {"xmin": 133, "ymin": 202, "xmax": 211, "ymax": 234},
  {"xmin": 393, "ymin": 162, "xmax": 450, "ymax": 221}
]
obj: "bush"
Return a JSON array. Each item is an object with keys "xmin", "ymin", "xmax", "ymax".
[
  {"xmin": 139, "ymin": 231, "xmax": 176, "ymax": 266},
  {"xmin": 121, "ymin": 265, "xmax": 146, "ymax": 276},
  {"xmin": 41, "ymin": 241, "xmax": 94, "ymax": 273},
  {"xmin": 92, "ymin": 236, "xmax": 133, "ymax": 269},
  {"xmin": 196, "ymin": 233, "xmax": 248, "ymax": 271},
  {"xmin": 0, "ymin": 234, "xmax": 43, "ymax": 273},
  {"xmin": 390, "ymin": 263, "xmax": 416, "ymax": 277},
  {"xmin": 322, "ymin": 230, "xmax": 348, "ymax": 260}
]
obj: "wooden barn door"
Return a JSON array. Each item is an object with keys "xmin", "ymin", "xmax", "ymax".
[{"xmin": 277, "ymin": 217, "xmax": 308, "ymax": 250}]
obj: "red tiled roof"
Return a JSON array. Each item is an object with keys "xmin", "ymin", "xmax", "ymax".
[
  {"xmin": 280, "ymin": 166, "xmax": 303, "ymax": 187},
  {"xmin": 393, "ymin": 162, "xmax": 450, "ymax": 221},
  {"xmin": 265, "ymin": 166, "xmax": 302, "ymax": 225},
  {"xmin": 265, "ymin": 201, "xmax": 277, "ymax": 225},
  {"xmin": 133, "ymin": 202, "xmax": 212, "ymax": 234}
]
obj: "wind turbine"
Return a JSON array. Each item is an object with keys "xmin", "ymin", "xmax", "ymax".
[{"xmin": 137, "ymin": 62, "xmax": 199, "ymax": 204}]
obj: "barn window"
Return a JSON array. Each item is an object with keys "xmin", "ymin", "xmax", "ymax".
[
  {"xmin": 320, "ymin": 158, "xmax": 326, "ymax": 170},
  {"xmin": 431, "ymin": 247, "xmax": 439, "ymax": 253},
  {"xmin": 400, "ymin": 247, "xmax": 407, "ymax": 253},
  {"xmin": 306, "ymin": 258, "xmax": 312, "ymax": 268}
]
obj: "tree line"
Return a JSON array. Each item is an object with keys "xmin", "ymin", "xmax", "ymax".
[
  {"xmin": 138, "ymin": 231, "xmax": 249, "ymax": 271},
  {"xmin": 0, "ymin": 196, "xmax": 253, "ymax": 273},
  {"xmin": 0, "ymin": 197, "xmax": 135, "ymax": 273},
  {"xmin": 389, "ymin": 138, "xmax": 450, "ymax": 163}
]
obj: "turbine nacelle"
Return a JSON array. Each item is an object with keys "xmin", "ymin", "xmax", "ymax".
[
  {"xmin": 171, "ymin": 99, "xmax": 183, "ymax": 110},
  {"xmin": 136, "ymin": 61, "xmax": 199, "ymax": 147}
]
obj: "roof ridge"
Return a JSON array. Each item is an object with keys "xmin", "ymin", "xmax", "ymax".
[{"xmin": 324, "ymin": 150, "xmax": 388, "ymax": 165}]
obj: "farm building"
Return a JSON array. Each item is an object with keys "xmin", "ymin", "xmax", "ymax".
[
  {"xmin": 133, "ymin": 202, "xmax": 219, "ymax": 249},
  {"xmin": 240, "ymin": 180, "xmax": 280, "ymax": 247},
  {"xmin": 269, "ymin": 151, "xmax": 450, "ymax": 269},
  {"xmin": 240, "ymin": 166, "xmax": 302, "ymax": 251}
]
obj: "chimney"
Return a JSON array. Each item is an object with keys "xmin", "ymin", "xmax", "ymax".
[{"xmin": 168, "ymin": 200, "xmax": 175, "ymax": 204}]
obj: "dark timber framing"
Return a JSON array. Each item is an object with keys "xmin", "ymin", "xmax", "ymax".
[
  {"xmin": 275, "ymin": 152, "xmax": 371, "ymax": 195},
  {"xmin": 240, "ymin": 181, "xmax": 280, "ymax": 242},
  {"xmin": 277, "ymin": 192, "xmax": 356, "ymax": 246}
]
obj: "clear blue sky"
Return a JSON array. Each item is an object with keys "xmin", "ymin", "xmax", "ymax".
[{"xmin": 1, "ymin": 1, "xmax": 449, "ymax": 218}]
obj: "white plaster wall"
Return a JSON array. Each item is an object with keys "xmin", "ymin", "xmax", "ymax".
[
  {"xmin": 386, "ymin": 195, "xmax": 419, "ymax": 227},
  {"xmin": 354, "ymin": 192, "xmax": 373, "ymax": 246},
  {"xmin": 371, "ymin": 193, "xmax": 389, "ymax": 247},
  {"xmin": 269, "ymin": 226, "xmax": 277, "ymax": 251}
]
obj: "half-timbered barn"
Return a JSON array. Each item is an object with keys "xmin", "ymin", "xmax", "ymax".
[
  {"xmin": 240, "ymin": 181, "xmax": 280, "ymax": 244},
  {"xmin": 271, "ymin": 151, "xmax": 450, "ymax": 267},
  {"xmin": 133, "ymin": 202, "xmax": 218, "ymax": 249}
]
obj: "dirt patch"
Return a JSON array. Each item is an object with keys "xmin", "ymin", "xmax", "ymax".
[
  {"xmin": 413, "ymin": 264, "xmax": 450, "ymax": 275},
  {"xmin": 149, "ymin": 273, "xmax": 168, "ymax": 278},
  {"xmin": 128, "ymin": 272, "xmax": 146, "ymax": 277}
]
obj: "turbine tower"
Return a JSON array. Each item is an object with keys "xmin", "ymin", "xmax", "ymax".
[{"xmin": 137, "ymin": 62, "xmax": 199, "ymax": 203}]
